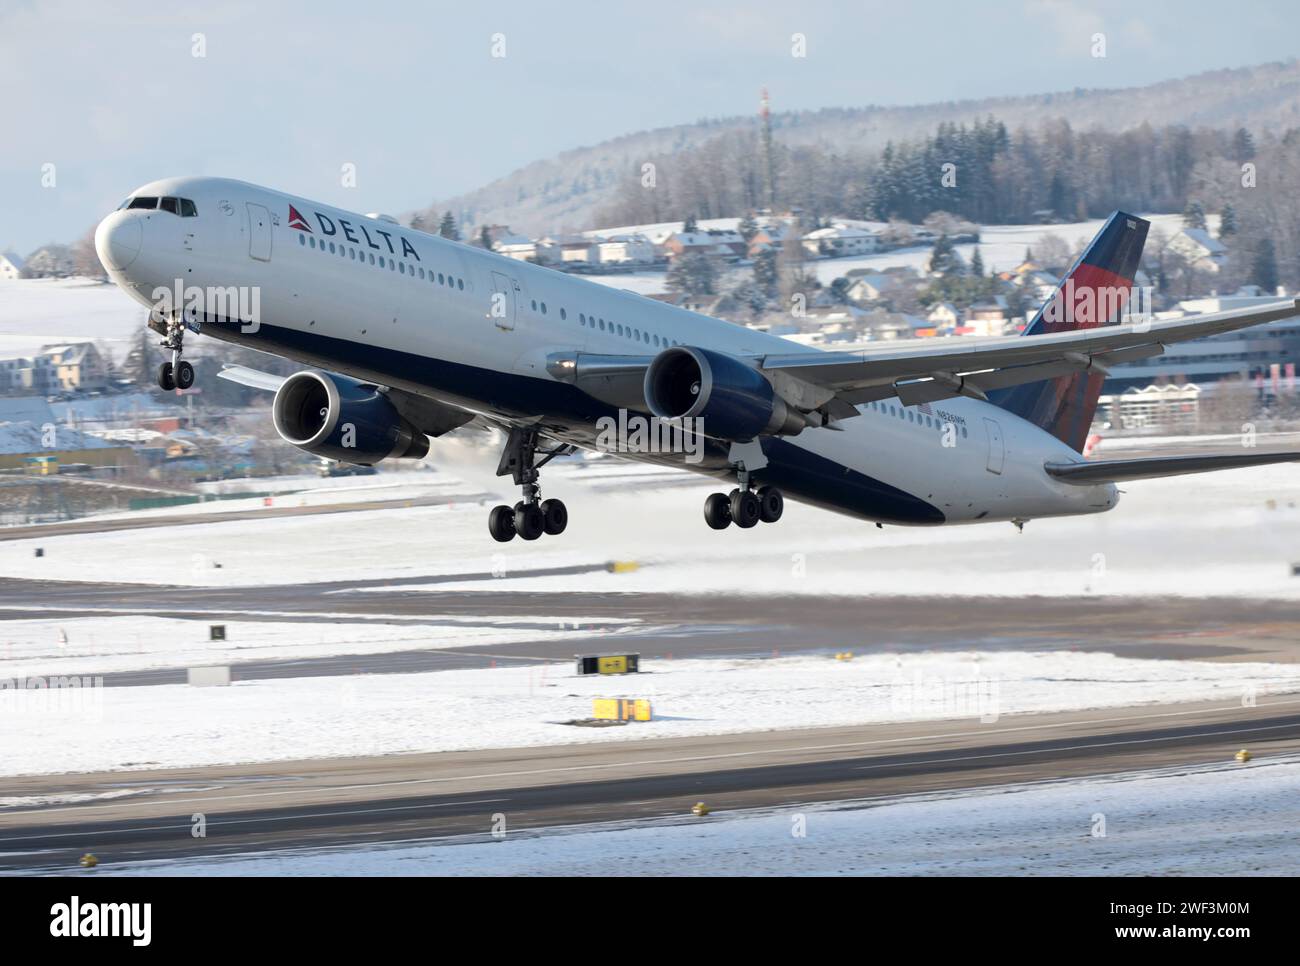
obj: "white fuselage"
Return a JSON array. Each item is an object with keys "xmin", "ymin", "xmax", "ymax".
[{"xmin": 96, "ymin": 176, "xmax": 1117, "ymax": 527}]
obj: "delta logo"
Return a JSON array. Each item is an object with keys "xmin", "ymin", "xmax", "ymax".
[
  {"xmin": 287, "ymin": 204, "xmax": 422, "ymax": 262},
  {"xmin": 288, "ymin": 205, "xmax": 312, "ymax": 232}
]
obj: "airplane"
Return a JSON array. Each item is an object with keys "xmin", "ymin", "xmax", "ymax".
[{"xmin": 94, "ymin": 177, "xmax": 1300, "ymax": 542}]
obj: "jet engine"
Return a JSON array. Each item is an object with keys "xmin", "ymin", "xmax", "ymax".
[
  {"xmin": 272, "ymin": 370, "xmax": 429, "ymax": 465},
  {"xmin": 643, "ymin": 346, "xmax": 806, "ymax": 441}
]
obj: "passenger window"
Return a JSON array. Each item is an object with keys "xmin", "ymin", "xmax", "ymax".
[
  {"xmin": 299, "ymin": 234, "xmax": 306, "ymax": 246},
  {"xmin": 160, "ymin": 197, "xmax": 179, "ymax": 215},
  {"xmin": 379, "ymin": 257, "xmax": 385, "ymax": 268},
  {"xmin": 179, "ymin": 198, "xmax": 197, "ymax": 217},
  {"xmin": 457, "ymin": 278, "xmax": 464, "ymax": 290}
]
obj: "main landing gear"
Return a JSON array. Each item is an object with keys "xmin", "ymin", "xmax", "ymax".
[
  {"xmin": 156, "ymin": 318, "xmax": 195, "ymax": 391},
  {"xmin": 488, "ymin": 426, "xmax": 573, "ymax": 543},
  {"xmin": 704, "ymin": 483, "xmax": 784, "ymax": 530},
  {"xmin": 712, "ymin": 486, "xmax": 780, "ymax": 533}
]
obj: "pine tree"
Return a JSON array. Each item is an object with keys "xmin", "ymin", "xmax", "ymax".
[
  {"xmin": 752, "ymin": 248, "xmax": 779, "ymax": 298},
  {"xmin": 1218, "ymin": 204, "xmax": 1237, "ymax": 239},
  {"xmin": 479, "ymin": 226, "xmax": 493, "ymax": 250},
  {"xmin": 683, "ymin": 214, "xmax": 699, "ymax": 235},
  {"xmin": 970, "ymin": 247, "xmax": 985, "ymax": 278},
  {"xmin": 666, "ymin": 252, "xmax": 716, "ymax": 299},
  {"xmin": 438, "ymin": 211, "xmax": 459, "ymax": 240},
  {"xmin": 1182, "ymin": 200, "xmax": 1207, "ymax": 231},
  {"xmin": 1232, "ymin": 127, "xmax": 1256, "ymax": 163},
  {"xmin": 410, "ymin": 213, "xmax": 427, "ymax": 232},
  {"xmin": 738, "ymin": 212, "xmax": 758, "ymax": 243},
  {"xmin": 1252, "ymin": 238, "xmax": 1278, "ymax": 293}
]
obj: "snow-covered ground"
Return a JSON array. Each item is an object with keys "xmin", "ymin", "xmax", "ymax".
[
  {"xmin": 3, "ymin": 454, "xmax": 1295, "ymax": 599},
  {"xmin": 88, "ymin": 754, "xmax": 1300, "ymax": 876},
  {"xmin": 5, "ymin": 650, "xmax": 1298, "ymax": 776},
  {"xmin": 0, "ymin": 614, "xmax": 639, "ymax": 678},
  {"xmin": 0, "ymin": 277, "xmax": 142, "ymax": 359}
]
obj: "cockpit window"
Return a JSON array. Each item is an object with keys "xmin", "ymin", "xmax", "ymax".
[
  {"xmin": 179, "ymin": 198, "xmax": 197, "ymax": 217},
  {"xmin": 127, "ymin": 197, "xmax": 158, "ymax": 210},
  {"xmin": 160, "ymin": 197, "xmax": 179, "ymax": 215}
]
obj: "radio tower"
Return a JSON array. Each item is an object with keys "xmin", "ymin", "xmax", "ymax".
[{"xmin": 759, "ymin": 87, "xmax": 776, "ymax": 211}]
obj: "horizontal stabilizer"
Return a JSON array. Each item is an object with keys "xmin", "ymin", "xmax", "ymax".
[{"xmin": 1045, "ymin": 451, "xmax": 1300, "ymax": 485}]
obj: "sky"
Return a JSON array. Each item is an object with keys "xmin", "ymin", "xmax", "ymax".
[{"xmin": 1, "ymin": 0, "xmax": 1297, "ymax": 253}]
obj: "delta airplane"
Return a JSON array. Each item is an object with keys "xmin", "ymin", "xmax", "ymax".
[{"xmin": 95, "ymin": 177, "xmax": 1300, "ymax": 542}]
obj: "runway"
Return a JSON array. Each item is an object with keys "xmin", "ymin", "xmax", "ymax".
[
  {"xmin": 3, "ymin": 695, "xmax": 1298, "ymax": 872},
  {"xmin": 4, "ymin": 575, "xmax": 1300, "ymax": 685}
]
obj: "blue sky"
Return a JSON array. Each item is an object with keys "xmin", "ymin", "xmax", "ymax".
[{"xmin": 2, "ymin": 0, "xmax": 1297, "ymax": 252}]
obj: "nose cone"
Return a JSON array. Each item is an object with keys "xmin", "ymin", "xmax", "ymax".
[{"xmin": 95, "ymin": 213, "xmax": 142, "ymax": 271}]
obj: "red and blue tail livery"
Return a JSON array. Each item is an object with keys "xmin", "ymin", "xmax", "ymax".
[{"xmin": 991, "ymin": 212, "xmax": 1149, "ymax": 452}]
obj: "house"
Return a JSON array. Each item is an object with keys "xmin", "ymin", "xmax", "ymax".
[
  {"xmin": 597, "ymin": 233, "xmax": 656, "ymax": 265},
  {"xmin": 926, "ymin": 302, "xmax": 960, "ymax": 328},
  {"xmin": 747, "ymin": 226, "xmax": 788, "ymax": 258},
  {"xmin": 495, "ymin": 237, "xmax": 558, "ymax": 265},
  {"xmin": 845, "ymin": 273, "xmax": 899, "ymax": 303},
  {"xmin": 1167, "ymin": 228, "xmax": 1228, "ymax": 273},
  {"xmin": 802, "ymin": 225, "xmax": 879, "ymax": 258},
  {"xmin": 663, "ymin": 232, "xmax": 729, "ymax": 260},
  {"xmin": 40, "ymin": 343, "xmax": 110, "ymax": 392},
  {"xmin": 0, "ymin": 251, "xmax": 24, "ymax": 281},
  {"xmin": 0, "ymin": 355, "xmax": 59, "ymax": 396},
  {"xmin": 543, "ymin": 235, "xmax": 599, "ymax": 264}
]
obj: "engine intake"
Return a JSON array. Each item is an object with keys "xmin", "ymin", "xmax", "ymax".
[
  {"xmin": 643, "ymin": 346, "xmax": 805, "ymax": 441},
  {"xmin": 272, "ymin": 370, "xmax": 429, "ymax": 465}
]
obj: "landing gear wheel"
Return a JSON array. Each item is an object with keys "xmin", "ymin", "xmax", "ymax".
[
  {"xmin": 757, "ymin": 486, "xmax": 784, "ymax": 524},
  {"xmin": 514, "ymin": 503, "xmax": 544, "ymax": 541},
  {"xmin": 540, "ymin": 499, "xmax": 568, "ymax": 535},
  {"xmin": 704, "ymin": 492, "xmax": 733, "ymax": 530},
  {"xmin": 175, "ymin": 360, "xmax": 195, "ymax": 390},
  {"xmin": 157, "ymin": 362, "xmax": 175, "ymax": 391},
  {"xmin": 730, "ymin": 489, "xmax": 761, "ymax": 529},
  {"xmin": 488, "ymin": 505, "xmax": 516, "ymax": 542}
]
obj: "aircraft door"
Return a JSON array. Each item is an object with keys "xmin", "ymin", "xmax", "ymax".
[
  {"xmin": 983, "ymin": 417, "xmax": 1005, "ymax": 475},
  {"xmin": 489, "ymin": 271, "xmax": 517, "ymax": 330},
  {"xmin": 247, "ymin": 203, "xmax": 272, "ymax": 262}
]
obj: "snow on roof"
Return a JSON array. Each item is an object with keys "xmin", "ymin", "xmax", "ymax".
[
  {"xmin": 0, "ymin": 251, "xmax": 24, "ymax": 268},
  {"xmin": 0, "ymin": 397, "xmax": 55, "ymax": 424},
  {"xmin": 0, "ymin": 420, "xmax": 115, "ymax": 455},
  {"xmin": 1175, "ymin": 228, "xmax": 1227, "ymax": 254}
]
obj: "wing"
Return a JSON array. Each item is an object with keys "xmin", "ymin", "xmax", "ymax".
[
  {"xmin": 758, "ymin": 299, "xmax": 1300, "ymax": 409},
  {"xmin": 1046, "ymin": 451, "xmax": 1300, "ymax": 485}
]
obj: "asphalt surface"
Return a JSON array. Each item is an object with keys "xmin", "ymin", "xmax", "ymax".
[
  {"xmin": 4, "ymin": 575, "xmax": 1300, "ymax": 685},
  {"xmin": 3, "ymin": 695, "xmax": 1298, "ymax": 872}
]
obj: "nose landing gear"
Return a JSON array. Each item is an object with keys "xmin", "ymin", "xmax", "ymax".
[
  {"xmin": 488, "ymin": 426, "xmax": 574, "ymax": 543},
  {"xmin": 156, "ymin": 319, "xmax": 194, "ymax": 391}
]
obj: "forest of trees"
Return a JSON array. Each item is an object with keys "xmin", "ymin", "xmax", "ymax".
[{"xmin": 598, "ymin": 116, "xmax": 1300, "ymax": 289}]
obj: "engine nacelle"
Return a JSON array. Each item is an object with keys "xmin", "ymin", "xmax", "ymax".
[
  {"xmin": 643, "ymin": 346, "xmax": 806, "ymax": 442},
  {"xmin": 272, "ymin": 370, "xmax": 429, "ymax": 465}
]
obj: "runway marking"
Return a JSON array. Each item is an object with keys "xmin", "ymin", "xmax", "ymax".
[
  {"xmin": 4, "ymin": 695, "xmax": 1300, "ymax": 822},
  {"xmin": 851, "ymin": 720, "xmax": 1300, "ymax": 772},
  {"xmin": 0, "ymin": 797, "xmax": 510, "ymax": 845}
]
